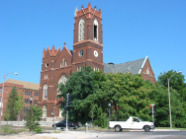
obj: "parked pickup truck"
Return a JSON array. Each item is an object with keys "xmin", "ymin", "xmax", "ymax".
[{"xmin": 109, "ymin": 116, "xmax": 155, "ymax": 132}]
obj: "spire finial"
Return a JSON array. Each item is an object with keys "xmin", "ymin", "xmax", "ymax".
[
  {"xmin": 88, "ymin": 2, "xmax": 92, "ymax": 8},
  {"xmin": 75, "ymin": 6, "xmax": 78, "ymax": 16},
  {"xmin": 64, "ymin": 42, "xmax": 66, "ymax": 46}
]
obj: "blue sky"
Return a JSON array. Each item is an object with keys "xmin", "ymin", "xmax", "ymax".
[{"xmin": 0, "ymin": 0, "xmax": 185, "ymax": 84}]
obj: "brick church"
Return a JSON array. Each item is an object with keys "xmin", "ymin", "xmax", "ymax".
[{"xmin": 38, "ymin": 3, "xmax": 156, "ymax": 120}]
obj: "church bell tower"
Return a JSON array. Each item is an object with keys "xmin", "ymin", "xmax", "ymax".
[{"xmin": 72, "ymin": 3, "xmax": 104, "ymax": 72}]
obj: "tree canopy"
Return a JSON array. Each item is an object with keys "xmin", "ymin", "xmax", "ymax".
[
  {"xmin": 5, "ymin": 86, "xmax": 19, "ymax": 120},
  {"xmin": 156, "ymin": 70, "xmax": 186, "ymax": 127},
  {"xmin": 58, "ymin": 67, "xmax": 105, "ymax": 124},
  {"xmin": 5, "ymin": 87, "xmax": 25, "ymax": 121},
  {"xmin": 25, "ymin": 106, "xmax": 42, "ymax": 132},
  {"xmin": 58, "ymin": 67, "xmax": 186, "ymax": 128},
  {"xmin": 157, "ymin": 70, "xmax": 185, "ymax": 93}
]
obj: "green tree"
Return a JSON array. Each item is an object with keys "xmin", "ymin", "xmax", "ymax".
[
  {"xmin": 16, "ymin": 92, "xmax": 25, "ymax": 125},
  {"xmin": 58, "ymin": 67, "xmax": 186, "ymax": 128},
  {"xmin": 157, "ymin": 70, "xmax": 185, "ymax": 94},
  {"xmin": 58, "ymin": 68, "xmax": 153, "ymax": 127},
  {"xmin": 25, "ymin": 106, "xmax": 42, "ymax": 133},
  {"xmin": 150, "ymin": 84, "xmax": 186, "ymax": 127},
  {"xmin": 104, "ymin": 73, "xmax": 152, "ymax": 121},
  {"xmin": 58, "ymin": 67, "xmax": 109, "ymax": 127},
  {"xmin": 156, "ymin": 70, "xmax": 186, "ymax": 128},
  {"xmin": 5, "ymin": 86, "xmax": 19, "ymax": 120},
  {"xmin": 89, "ymin": 102, "xmax": 97, "ymax": 123},
  {"xmin": 149, "ymin": 85, "xmax": 170, "ymax": 127},
  {"xmin": 58, "ymin": 67, "xmax": 97, "ymax": 123},
  {"xmin": 94, "ymin": 107, "xmax": 108, "ymax": 128}
]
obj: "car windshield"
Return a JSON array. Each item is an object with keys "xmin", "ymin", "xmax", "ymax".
[{"xmin": 138, "ymin": 118, "xmax": 143, "ymax": 121}]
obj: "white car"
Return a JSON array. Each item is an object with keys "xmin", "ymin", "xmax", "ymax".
[{"xmin": 109, "ymin": 116, "xmax": 155, "ymax": 132}]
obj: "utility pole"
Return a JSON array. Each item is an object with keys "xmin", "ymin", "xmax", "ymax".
[
  {"xmin": 168, "ymin": 78, "xmax": 172, "ymax": 130},
  {"xmin": 108, "ymin": 103, "xmax": 111, "ymax": 127},
  {"xmin": 0, "ymin": 73, "xmax": 18, "ymax": 131},
  {"xmin": 150, "ymin": 104, "xmax": 155, "ymax": 126},
  {"xmin": 167, "ymin": 71, "xmax": 182, "ymax": 130},
  {"xmin": 52, "ymin": 106, "xmax": 56, "ymax": 129},
  {"xmin": 30, "ymin": 96, "xmax": 33, "ymax": 130},
  {"xmin": 152, "ymin": 104, "xmax": 155, "ymax": 126},
  {"xmin": 65, "ymin": 93, "xmax": 69, "ymax": 132}
]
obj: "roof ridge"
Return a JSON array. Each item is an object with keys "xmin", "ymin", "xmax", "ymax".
[
  {"xmin": 62, "ymin": 42, "xmax": 72, "ymax": 56},
  {"xmin": 5, "ymin": 79, "xmax": 39, "ymax": 90},
  {"xmin": 115, "ymin": 57, "xmax": 145, "ymax": 65},
  {"xmin": 138, "ymin": 56, "xmax": 148, "ymax": 74},
  {"xmin": 6, "ymin": 79, "xmax": 39, "ymax": 85}
]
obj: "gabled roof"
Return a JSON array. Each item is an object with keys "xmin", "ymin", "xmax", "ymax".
[
  {"xmin": 5, "ymin": 79, "xmax": 40, "ymax": 90},
  {"xmin": 62, "ymin": 45, "xmax": 73, "ymax": 57},
  {"xmin": 104, "ymin": 56, "xmax": 148, "ymax": 74}
]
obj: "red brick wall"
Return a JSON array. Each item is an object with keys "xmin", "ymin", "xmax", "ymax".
[
  {"xmin": 38, "ymin": 4, "xmax": 104, "ymax": 118},
  {"xmin": 39, "ymin": 47, "xmax": 73, "ymax": 118},
  {"xmin": 0, "ymin": 83, "xmax": 39, "ymax": 120},
  {"xmin": 72, "ymin": 5, "xmax": 103, "ymax": 72},
  {"xmin": 141, "ymin": 59, "xmax": 156, "ymax": 84},
  {"xmin": 73, "ymin": 5, "xmax": 102, "ymax": 44}
]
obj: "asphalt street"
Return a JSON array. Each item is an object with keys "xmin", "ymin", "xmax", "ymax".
[
  {"xmin": 86, "ymin": 131, "xmax": 186, "ymax": 139},
  {"xmin": 1, "ymin": 130, "xmax": 185, "ymax": 139}
]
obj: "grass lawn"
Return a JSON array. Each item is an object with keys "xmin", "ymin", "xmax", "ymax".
[{"xmin": 0, "ymin": 125, "xmax": 28, "ymax": 134}]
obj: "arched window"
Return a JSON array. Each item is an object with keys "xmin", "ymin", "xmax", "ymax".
[
  {"xmin": 60, "ymin": 58, "xmax": 67, "ymax": 67},
  {"xmin": 78, "ymin": 19, "xmax": 85, "ymax": 41},
  {"xmin": 93, "ymin": 19, "xmax": 98, "ymax": 41},
  {"xmin": 146, "ymin": 67, "xmax": 150, "ymax": 74},
  {"xmin": 63, "ymin": 58, "xmax": 67, "ymax": 66},
  {"xmin": 58, "ymin": 75, "xmax": 68, "ymax": 95},
  {"xmin": 43, "ymin": 84, "xmax": 48, "ymax": 100},
  {"xmin": 42, "ymin": 105, "xmax": 47, "ymax": 118},
  {"xmin": 77, "ymin": 67, "xmax": 82, "ymax": 71}
]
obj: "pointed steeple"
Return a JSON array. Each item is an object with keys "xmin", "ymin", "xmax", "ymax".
[
  {"xmin": 43, "ymin": 49, "xmax": 46, "ymax": 58},
  {"xmin": 75, "ymin": 6, "xmax": 78, "ymax": 16},
  {"xmin": 47, "ymin": 46, "xmax": 50, "ymax": 51},
  {"xmin": 94, "ymin": 6, "xmax": 97, "ymax": 10},
  {"xmin": 88, "ymin": 2, "xmax": 92, "ymax": 8},
  {"xmin": 88, "ymin": 2, "xmax": 92, "ymax": 12},
  {"xmin": 62, "ymin": 42, "xmax": 72, "ymax": 56},
  {"xmin": 51, "ymin": 45, "xmax": 56, "ymax": 56}
]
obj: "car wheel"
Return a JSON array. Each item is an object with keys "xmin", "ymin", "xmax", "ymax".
[
  {"xmin": 144, "ymin": 125, "xmax": 150, "ymax": 132},
  {"xmin": 115, "ymin": 125, "xmax": 121, "ymax": 132},
  {"xmin": 52, "ymin": 124, "xmax": 56, "ymax": 129}
]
